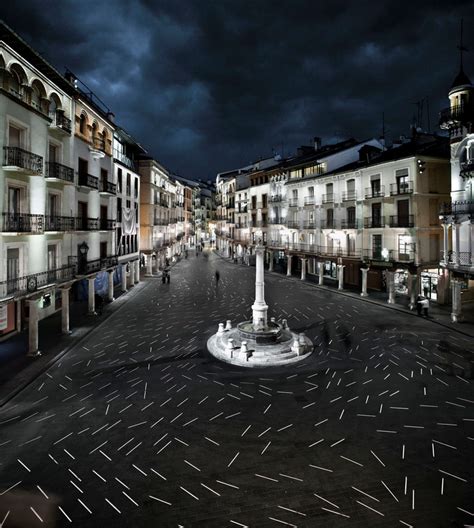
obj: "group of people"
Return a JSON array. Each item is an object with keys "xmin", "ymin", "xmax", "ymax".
[{"xmin": 416, "ymin": 295, "xmax": 430, "ymax": 316}]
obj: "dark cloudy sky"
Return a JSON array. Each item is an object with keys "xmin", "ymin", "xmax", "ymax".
[{"xmin": 2, "ymin": 1, "xmax": 474, "ymax": 179}]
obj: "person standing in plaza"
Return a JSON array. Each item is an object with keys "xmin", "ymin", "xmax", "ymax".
[{"xmin": 215, "ymin": 270, "xmax": 220, "ymax": 287}]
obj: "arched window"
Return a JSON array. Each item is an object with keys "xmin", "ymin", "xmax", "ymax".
[
  {"xmin": 9, "ymin": 63, "xmax": 27, "ymax": 99},
  {"xmin": 79, "ymin": 113, "xmax": 87, "ymax": 134},
  {"xmin": 30, "ymin": 79, "xmax": 46, "ymax": 112},
  {"xmin": 49, "ymin": 93, "xmax": 61, "ymax": 118}
]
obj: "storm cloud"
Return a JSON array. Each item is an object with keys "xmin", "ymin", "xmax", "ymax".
[{"xmin": 2, "ymin": 0, "xmax": 473, "ymax": 178}]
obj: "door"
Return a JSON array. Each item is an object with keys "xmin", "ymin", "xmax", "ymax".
[
  {"xmin": 47, "ymin": 245, "xmax": 57, "ymax": 282},
  {"xmin": 78, "ymin": 201, "xmax": 88, "ymax": 230},
  {"xmin": 397, "ymin": 199, "xmax": 409, "ymax": 226},
  {"xmin": 372, "ymin": 234, "xmax": 382, "ymax": 259},
  {"xmin": 8, "ymin": 125, "xmax": 22, "ymax": 147},
  {"xmin": 7, "ymin": 187, "xmax": 21, "ymax": 231},
  {"xmin": 100, "ymin": 205, "xmax": 108, "ymax": 230},
  {"xmin": 371, "ymin": 178, "xmax": 381, "ymax": 196},
  {"xmin": 49, "ymin": 143, "xmax": 58, "ymax": 163},
  {"xmin": 372, "ymin": 203, "xmax": 381, "ymax": 227},
  {"xmin": 7, "ymin": 248, "xmax": 20, "ymax": 293}
]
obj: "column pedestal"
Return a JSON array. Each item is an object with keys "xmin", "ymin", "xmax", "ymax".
[
  {"xmin": 108, "ymin": 270, "xmax": 115, "ymax": 302},
  {"xmin": 27, "ymin": 299, "xmax": 40, "ymax": 357},
  {"xmin": 134, "ymin": 260, "xmax": 140, "ymax": 284},
  {"xmin": 88, "ymin": 277, "xmax": 96, "ymax": 314},
  {"xmin": 61, "ymin": 288, "xmax": 71, "ymax": 334},
  {"xmin": 360, "ymin": 268, "xmax": 369, "ymax": 297},
  {"xmin": 408, "ymin": 273, "xmax": 417, "ymax": 310},
  {"xmin": 301, "ymin": 258, "xmax": 307, "ymax": 280},
  {"xmin": 318, "ymin": 261, "xmax": 324, "ymax": 285},
  {"xmin": 287, "ymin": 256, "xmax": 292, "ymax": 276},
  {"xmin": 268, "ymin": 251, "xmax": 274, "ymax": 272},
  {"xmin": 386, "ymin": 271, "xmax": 395, "ymax": 304},
  {"xmin": 337, "ymin": 264, "xmax": 345, "ymax": 290},
  {"xmin": 121, "ymin": 264, "xmax": 127, "ymax": 292},
  {"xmin": 146, "ymin": 256, "xmax": 153, "ymax": 276}
]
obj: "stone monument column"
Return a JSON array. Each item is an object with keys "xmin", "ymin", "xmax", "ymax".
[
  {"xmin": 252, "ymin": 243, "xmax": 268, "ymax": 330},
  {"xmin": 360, "ymin": 267, "xmax": 369, "ymax": 297}
]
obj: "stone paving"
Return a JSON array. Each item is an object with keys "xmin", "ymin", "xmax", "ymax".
[{"xmin": 0, "ymin": 249, "xmax": 473, "ymax": 527}]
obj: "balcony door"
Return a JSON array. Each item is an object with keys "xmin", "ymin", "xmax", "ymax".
[
  {"xmin": 47, "ymin": 244, "xmax": 57, "ymax": 282},
  {"xmin": 78, "ymin": 201, "xmax": 88, "ymax": 230},
  {"xmin": 397, "ymin": 199, "xmax": 409, "ymax": 226},
  {"xmin": 396, "ymin": 169, "xmax": 409, "ymax": 194},
  {"xmin": 8, "ymin": 124, "xmax": 22, "ymax": 148},
  {"xmin": 372, "ymin": 234, "xmax": 382, "ymax": 259},
  {"xmin": 347, "ymin": 206, "xmax": 356, "ymax": 227},
  {"xmin": 49, "ymin": 143, "xmax": 58, "ymax": 163},
  {"xmin": 7, "ymin": 248, "xmax": 20, "ymax": 293},
  {"xmin": 371, "ymin": 177, "xmax": 381, "ymax": 196},
  {"xmin": 8, "ymin": 187, "xmax": 20, "ymax": 214},
  {"xmin": 100, "ymin": 205, "xmax": 108, "ymax": 230},
  {"xmin": 372, "ymin": 203, "xmax": 381, "ymax": 227}
]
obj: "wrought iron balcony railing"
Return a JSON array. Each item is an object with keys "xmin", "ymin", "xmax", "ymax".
[
  {"xmin": 76, "ymin": 217, "xmax": 99, "ymax": 231},
  {"xmin": 322, "ymin": 193, "xmax": 334, "ymax": 203},
  {"xmin": 270, "ymin": 195, "xmax": 284, "ymax": 203},
  {"xmin": 390, "ymin": 181, "xmax": 413, "ymax": 195},
  {"xmin": 341, "ymin": 219, "xmax": 358, "ymax": 229},
  {"xmin": 288, "ymin": 199, "xmax": 299, "ymax": 207},
  {"xmin": 443, "ymin": 250, "xmax": 472, "ymax": 267},
  {"xmin": 100, "ymin": 179, "xmax": 117, "ymax": 194},
  {"xmin": 51, "ymin": 110, "xmax": 72, "ymax": 133},
  {"xmin": 44, "ymin": 215, "xmax": 76, "ymax": 231},
  {"xmin": 460, "ymin": 161, "xmax": 474, "ymax": 179},
  {"xmin": 304, "ymin": 196, "xmax": 315, "ymax": 206},
  {"xmin": 78, "ymin": 173, "xmax": 99, "ymax": 189},
  {"xmin": 100, "ymin": 219, "xmax": 115, "ymax": 230},
  {"xmin": 1, "ymin": 213, "xmax": 44, "ymax": 233},
  {"xmin": 3, "ymin": 146, "xmax": 43, "ymax": 174},
  {"xmin": 0, "ymin": 265, "xmax": 76, "ymax": 299},
  {"xmin": 364, "ymin": 216, "xmax": 385, "ymax": 228},
  {"xmin": 342, "ymin": 191, "xmax": 357, "ymax": 201},
  {"xmin": 439, "ymin": 200, "xmax": 474, "ymax": 216},
  {"xmin": 389, "ymin": 215, "xmax": 414, "ymax": 228},
  {"xmin": 320, "ymin": 219, "xmax": 337, "ymax": 229},
  {"xmin": 268, "ymin": 217, "xmax": 285, "ymax": 224},
  {"xmin": 286, "ymin": 220, "xmax": 300, "ymax": 229},
  {"xmin": 364, "ymin": 186, "xmax": 385, "ymax": 199},
  {"xmin": 303, "ymin": 221, "xmax": 316, "ymax": 229},
  {"xmin": 46, "ymin": 161, "xmax": 74, "ymax": 183}
]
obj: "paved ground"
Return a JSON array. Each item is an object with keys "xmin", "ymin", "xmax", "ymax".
[{"xmin": 0, "ymin": 249, "xmax": 473, "ymax": 528}]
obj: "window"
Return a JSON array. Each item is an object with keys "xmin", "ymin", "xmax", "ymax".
[
  {"xmin": 117, "ymin": 168, "xmax": 122, "ymax": 192},
  {"xmin": 100, "ymin": 242, "xmax": 107, "ymax": 259},
  {"xmin": 126, "ymin": 173, "xmax": 131, "ymax": 195},
  {"xmin": 47, "ymin": 245, "xmax": 57, "ymax": 281},
  {"xmin": 48, "ymin": 194, "xmax": 59, "ymax": 216},
  {"xmin": 347, "ymin": 206, "xmax": 356, "ymax": 226},
  {"xmin": 79, "ymin": 114, "xmax": 86, "ymax": 135},
  {"xmin": 308, "ymin": 186, "xmax": 314, "ymax": 197},
  {"xmin": 7, "ymin": 248, "xmax": 20, "ymax": 293},
  {"xmin": 372, "ymin": 234, "xmax": 382, "ymax": 259},
  {"xmin": 326, "ymin": 208, "xmax": 334, "ymax": 228},
  {"xmin": 49, "ymin": 143, "xmax": 59, "ymax": 163},
  {"xmin": 396, "ymin": 168, "xmax": 409, "ymax": 193},
  {"xmin": 8, "ymin": 124, "xmax": 23, "ymax": 148},
  {"xmin": 8, "ymin": 187, "xmax": 21, "ymax": 214}
]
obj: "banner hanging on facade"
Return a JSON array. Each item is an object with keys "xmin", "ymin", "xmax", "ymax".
[{"xmin": 122, "ymin": 207, "xmax": 136, "ymax": 235}]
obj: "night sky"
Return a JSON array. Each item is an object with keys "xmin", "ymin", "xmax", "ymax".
[{"xmin": 2, "ymin": 1, "xmax": 474, "ymax": 180}]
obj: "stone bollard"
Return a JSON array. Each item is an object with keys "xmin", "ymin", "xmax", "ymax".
[
  {"xmin": 298, "ymin": 333, "xmax": 306, "ymax": 345},
  {"xmin": 218, "ymin": 323, "xmax": 225, "ymax": 334},
  {"xmin": 240, "ymin": 341, "xmax": 248, "ymax": 355},
  {"xmin": 291, "ymin": 336, "xmax": 302, "ymax": 355},
  {"xmin": 270, "ymin": 317, "xmax": 276, "ymax": 324},
  {"xmin": 226, "ymin": 338, "xmax": 234, "ymax": 358},
  {"xmin": 225, "ymin": 320, "xmax": 232, "ymax": 330},
  {"xmin": 282, "ymin": 319, "xmax": 289, "ymax": 330}
]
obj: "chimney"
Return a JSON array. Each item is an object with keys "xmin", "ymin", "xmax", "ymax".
[
  {"xmin": 106, "ymin": 112, "xmax": 115, "ymax": 123},
  {"xmin": 314, "ymin": 136, "xmax": 321, "ymax": 151}
]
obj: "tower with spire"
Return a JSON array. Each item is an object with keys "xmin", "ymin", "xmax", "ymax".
[{"xmin": 438, "ymin": 19, "xmax": 474, "ymax": 323}]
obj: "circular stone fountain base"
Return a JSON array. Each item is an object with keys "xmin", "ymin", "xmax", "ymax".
[{"xmin": 207, "ymin": 324, "xmax": 313, "ymax": 368}]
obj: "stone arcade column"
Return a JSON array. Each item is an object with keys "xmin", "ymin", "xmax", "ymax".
[
  {"xmin": 134, "ymin": 260, "xmax": 140, "ymax": 284},
  {"xmin": 360, "ymin": 267, "xmax": 369, "ymax": 297},
  {"xmin": 318, "ymin": 261, "xmax": 324, "ymax": 285},
  {"xmin": 88, "ymin": 277, "xmax": 96, "ymax": 314},
  {"xmin": 107, "ymin": 270, "xmax": 115, "ymax": 302},
  {"xmin": 451, "ymin": 279, "xmax": 463, "ymax": 323},
  {"xmin": 146, "ymin": 255, "xmax": 153, "ymax": 276},
  {"xmin": 286, "ymin": 255, "xmax": 292, "ymax": 276},
  {"xmin": 386, "ymin": 271, "xmax": 395, "ymax": 304},
  {"xmin": 252, "ymin": 244, "xmax": 268, "ymax": 329},
  {"xmin": 127, "ymin": 263, "xmax": 134, "ymax": 288},
  {"xmin": 301, "ymin": 258, "xmax": 307, "ymax": 280},
  {"xmin": 27, "ymin": 299, "xmax": 40, "ymax": 357},
  {"xmin": 454, "ymin": 223, "xmax": 461, "ymax": 266},
  {"xmin": 268, "ymin": 251, "xmax": 274, "ymax": 272},
  {"xmin": 442, "ymin": 224, "xmax": 450, "ymax": 265},
  {"xmin": 61, "ymin": 287, "xmax": 71, "ymax": 334},
  {"xmin": 408, "ymin": 272, "xmax": 417, "ymax": 310},
  {"xmin": 337, "ymin": 264, "xmax": 345, "ymax": 290},
  {"xmin": 121, "ymin": 263, "xmax": 127, "ymax": 292}
]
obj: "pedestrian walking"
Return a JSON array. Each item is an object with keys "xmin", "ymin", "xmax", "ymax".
[
  {"xmin": 421, "ymin": 296, "xmax": 429, "ymax": 317},
  {"xmin": 215, "ymin": 270, "xmax": 220, "ymax": 286},
  {"xmin": 416, "ymin": 295, "xmax": 423, "ymax": 316}
]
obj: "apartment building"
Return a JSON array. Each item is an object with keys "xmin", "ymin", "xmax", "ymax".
[{"xmin": 439, "ymin": 63, "xmax": 474, "ymax": 321}]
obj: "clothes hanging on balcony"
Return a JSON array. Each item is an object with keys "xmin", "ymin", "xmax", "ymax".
[{"xmin": 122, "ymin": 207, "xmax": 136, "ymax": 235}]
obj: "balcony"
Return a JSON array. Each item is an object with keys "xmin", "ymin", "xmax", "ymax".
[
  {"xmin": 154, "ymin": 218, "xmax": 168, "ymax": 226},
  {"xmin": 78, "ymin": 172, "xmax": 99, "ymax": 190},
  {"xmin": 1, "ymin": 213, "xmax": 43, "ymax": 233},
  {"xmin": 439, "ymin": 200, "xmax": 474, "ymax": 217},
  {"xmin": 3, "ymin": 146, "xmax": 43, "ymax": 175},
  {"xmin": 89, "ymin": 136, "xmax": 106, "ymax": 159},
  {"xmin": 268, "ymin": 217, "xmax": 285, "ymax": 224},
  {"xmin": 364, "ymin": 186, "xmax": 385, "ymax": 199},
  {"xmin": 76, "ymin": 255, "xmax": 118, "ymax": 275},
  {"xmin": 45, "ymin": 215, "xmax": 76, "ymax": 231},
  {"xmin": 443, "ymin": 251, "xmax": 472, "ymax": 268},
  {"xmin": 304, "ymin": 196, "xmax": 316, "ymax": 206},
  {"xmin": 322, "ymin": 194, "xmax": 334, "ymax": 204},
  {"xmin": 238, "ymin": 205, "xmax": 248, "ymax": 213},
  {"xmin": 99, "ymin": 179, "xmax": 117, "ymax": 195},
  {"xmin": 460, "ymin": 161, "xmax": 474, "ymax": 179},
  {"xmin": 390, "ymin": 181, "xmax": 413, "ymax": 195},
  {"xmin": 364, "ymin": 216, "xmax": 385, "ymax": 228},
  {"xmin": 256, "ymin": 220, "xmax": 268, "ymax": 228},
  {"xmin": 76, "ymin": 217, "xmax": 99, "ymax": 231},
  {"xmin": 46, "ymin": 161, "xmax": 74, "ymax": 184},
  {"xmin": 439, "ymin": 104, "xmax": 474, "ymax": 130},
  {"xmin": 286, "ymin": 243, "xmax": 319, "ymax": 253},
  {"xmin": 362, "ymin": 249, "xmax": 414, "ymax": 263},
  {"xmin": 341, "ymin": 219, "xmax": 358, "ymax": 229},
  {"xmin": 0, "ymin": 265, "xmax": 76, "ymax": 300},
  {"xmin": 303, "ymin": 221, "xmax": 316, "ymax": 229},
  {"xmin": 160, "ymin": 200, "xmax": 169, "ymax": 208},
  {"xmin": 100, "ymin": 218, "xmax": 115, "ymax": 230},
  {"xmin": 49, "ymin": 110, "xmax": 72, "ymax": 135},
  {"xmin": 286, "ymin": 220, "xmax": 300, "ymax": 229},
  {"xmin": 288, "ymin": 198, "xmax": 299, "ymax": 208},
  {"xmin": 270, "ymin": 195, "xmax": 283, "ymax": 203},
  {"xmin": 389, "ymin": 215, "xmax": 414, "ymax": 228},
  {"xmin": 320, "ymin": 220, "xmax": 337, "ymax": 229},
  {"xmin": 342, "ymin": 191, "xmax": 357, "ymax": 202},
  {"xmin": 320, "ymin": 247, "xmax": 360, "ymax": 258}
]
